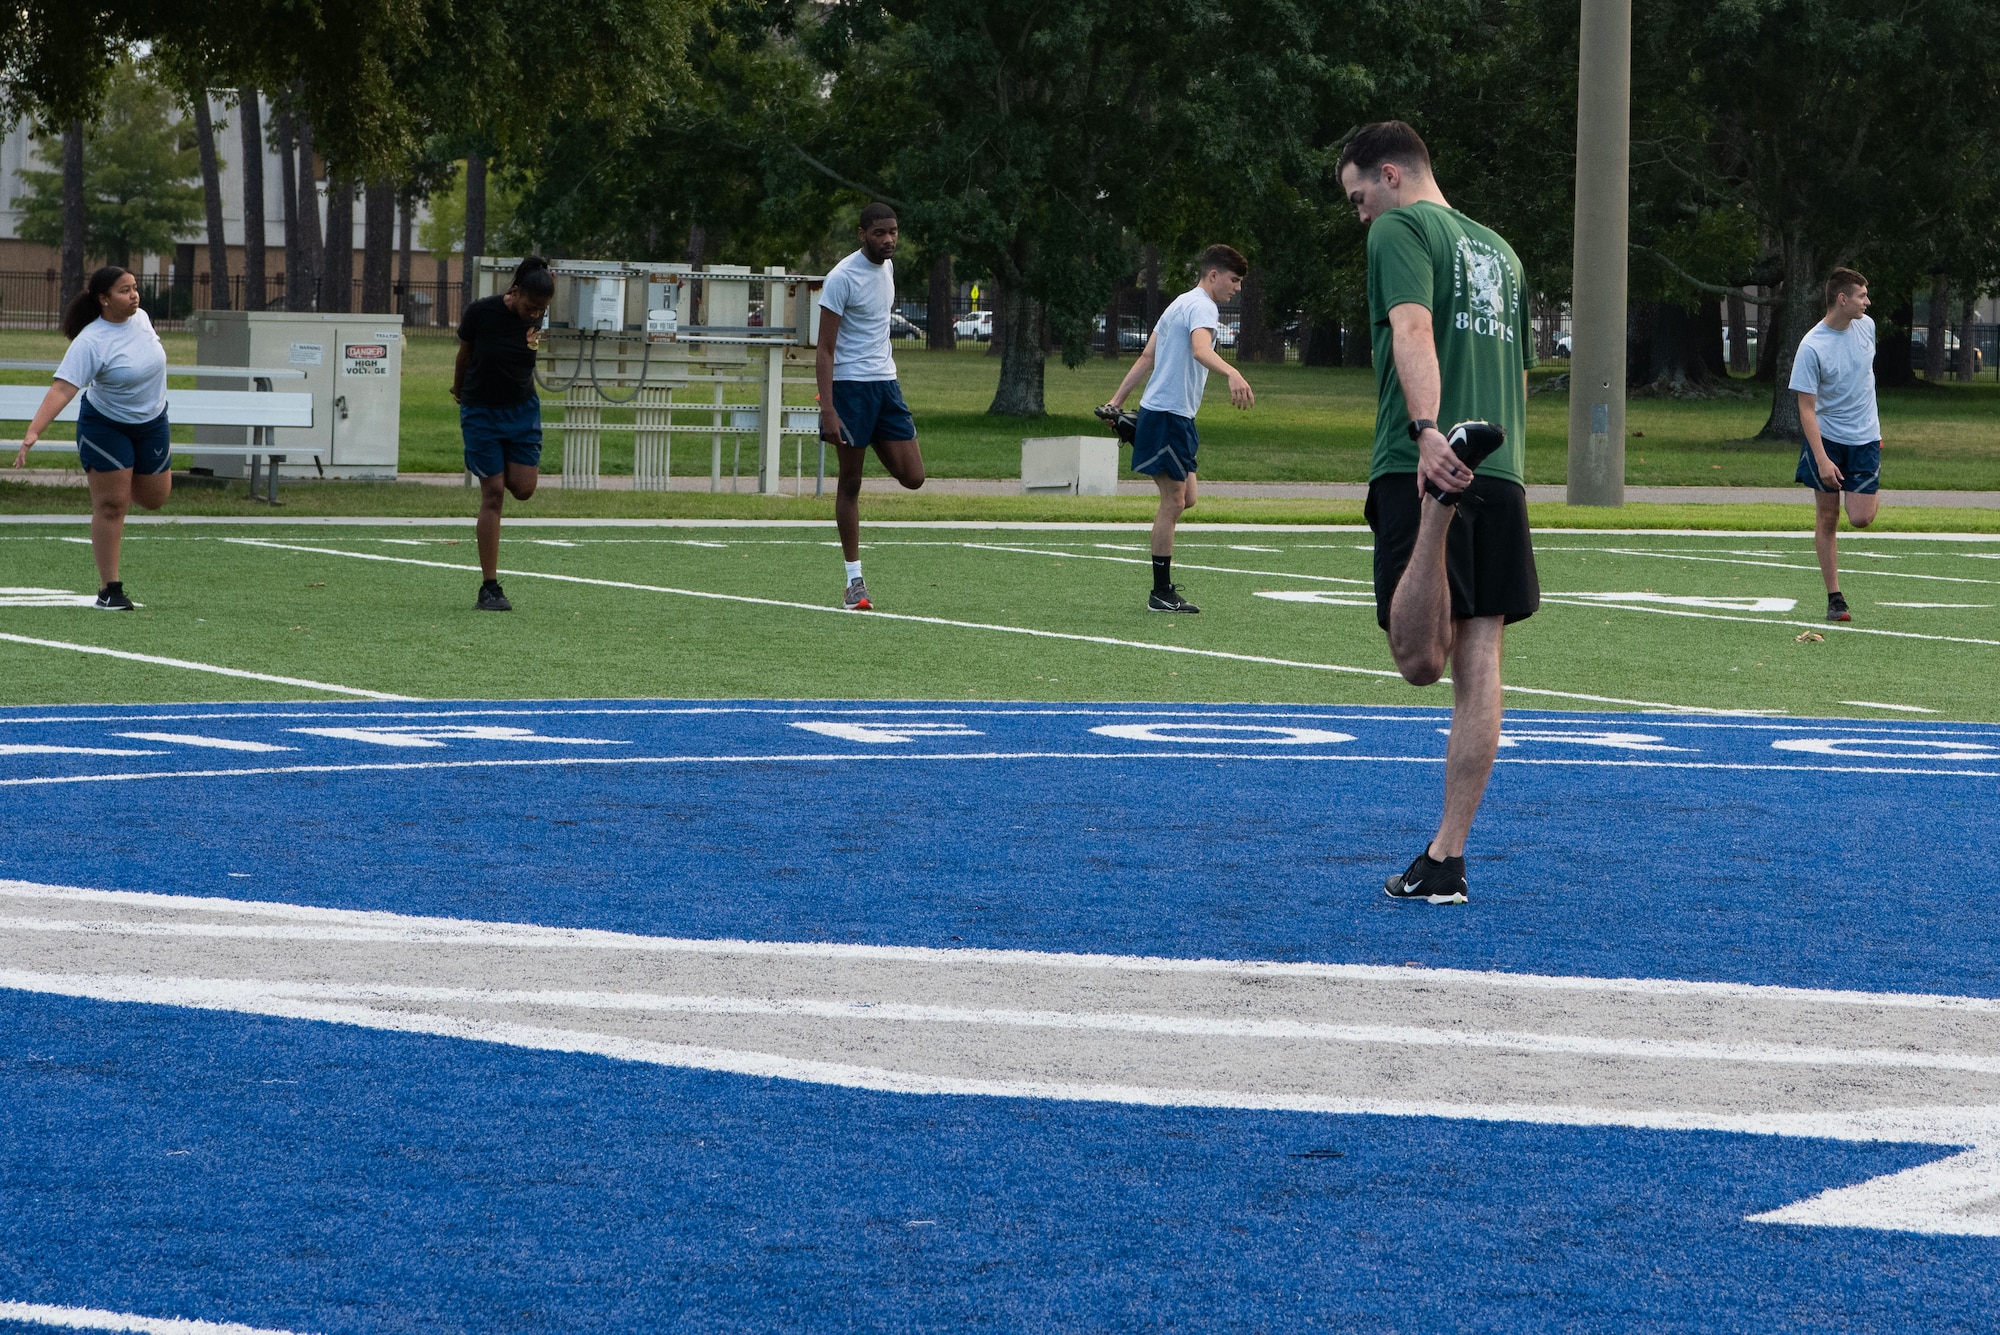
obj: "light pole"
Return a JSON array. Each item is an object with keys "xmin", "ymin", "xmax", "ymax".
[{"xmin": 1566, "ymin": 0, "xmax": 1631, "ymax": 506}]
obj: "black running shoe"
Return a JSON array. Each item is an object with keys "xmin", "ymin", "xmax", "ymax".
[
  {"xmin": 477, "ymin": 581, "xmax": 513, "ymax": 611},
  {"xmin": 1384, "ymin": 850, "xmax": 1469, "ymax": 904},
  {"xmin": 1148, "ymin": 584, "xmax": 1200, "ymax": 613},
  {"xmin": 1827, "ymin": 592, "xmax": 1851, "ymax": 622},
  {"xmin": 1094, "ymin": 403, "xmax": 1140, "ymax": 444},
  {"xmin": 1424, "ymin": 420, "xmax": 1506, "ymax": 506},
  {"xmin": 93, "ymin": 586, "xmax": 134, "ymax": 612}
]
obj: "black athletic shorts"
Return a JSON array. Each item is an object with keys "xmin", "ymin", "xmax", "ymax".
[{"xmin": 1365, "ymin": 474, "xmax": 1540, "ymax": 630}]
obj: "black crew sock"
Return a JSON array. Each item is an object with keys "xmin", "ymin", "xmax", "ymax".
[
  {"xmin": 1151, "ymin": 555, "xmax": 1172, "ymax": 594},
  {"xmin": 101, "ymin": 581, "xmax": 122, "ymax": 596}
]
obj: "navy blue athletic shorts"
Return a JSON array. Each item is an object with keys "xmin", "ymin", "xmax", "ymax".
[
  {"xmin": 831, "ymin": 379, "xmax": 917, "ymax": 448},
  {"xmin": 461, "ymin": 398, "xmax": 543, "ymax": 477},
  {"xmin": 1132, "ymin": 408, "xmax": 1198, "ymax": 480},
  {"xmin": 1796, "ymin": 438, "xmax": 1880, "ymax": 494},
  {"xmin": 76, "ymin": 395, "xmax": 171, "ymax": 475}
]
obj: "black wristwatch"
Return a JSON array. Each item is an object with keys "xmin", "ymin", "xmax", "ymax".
[{"xmin": 1408, "ymin": 418, "xmax": 1437, "ymax": 441}]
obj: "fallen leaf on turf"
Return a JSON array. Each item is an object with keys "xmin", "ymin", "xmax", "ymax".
[{"xmin": 1795, "ymin": 630, "xmax": 1824, "ymax": 643}]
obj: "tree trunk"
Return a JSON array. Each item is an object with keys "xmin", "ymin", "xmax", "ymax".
[
  {"xmin": 1874, "ymin": 296, "xmax": 1916, "ymax": 388},
  {"xmin": 1752, "ymin": 286, "xmax": 1776, "ymax": 382},
  {"xmin": 1142, "ymin": 245, "xmax": 1162, "ymax": 332},
  {"xmin": 987, "ymin": 276, "xmax": 1005, "ymax": 356},
  {"xmin": 1695, "ymin": 296, "xmax": 1727, "ymax": 378},
  {"xmin": 464, "ymin": 153, "xmax": 489, "ymax": 264},
  {"xmin": 927, "ymin": 251, "xmax": 956, "ymax": 351},
  {"xmin": 61, "ymin": 119, "xmax": 85, "ymax": 297},
  {"xmin": 362, "ymin": 179, "xmax": 394, "ymax": 312},
  {"xmin": 192, "ymin": 90, "xmax": 229, "ymax": 309},
  {"xmin": 275, "ymin": 104, "xmax": 300, "ymax": 308},
  {"xmin": 436, "ymin": 253, "xmax": 450, "ymax": 327},
  {"xmin": 1956, "ymin": 295, "xmax": 1977, "ymax": 382},
  {"xmin": 1100, "ymin": 282, "xmax": 1120, "ymax": 360},
  {"xmin": 1758, "ymin": 242, "xmax": 1819, "ymax": 440},
  {"xmin": 238, "ymin": 89, "xmax": 265, "ymax": 310},
  {"xmin": 295, "ymin": 118, "xmax": 324, "ymax": 310},
  {"xmin": 1924, "ymin": 275, "xmax": 1949, "ymax": 381},
  {"xmin": 1236, "ymin": 267, "xmax": 1270, "ymax": 363},
  {"xmin": 1302, "ymin": 318, "xmax": 1340, "ymax": 366},
  {"xmin": 322, "ymin": 177, "xmax": 353, "ymax": 312},
  {"xmin": 987, "ymin": 281, "xmax": 1045, "ymax": 416},
  {"xmin": 1627, "ymin": 301, "xmax": 1717, "ymax": 392},
  {"xmin": 396, "ymin": 191, "xmax": 414, "ymax": 316},
  {"xmin": 1726, "ymin": 292, "xmax": 1747, "ymax": 372}
]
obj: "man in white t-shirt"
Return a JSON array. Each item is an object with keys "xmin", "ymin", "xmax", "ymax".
[
  {"xmin": 1789, "ymin": 266, "xmax": 1881, "ymax": 623},
  {"xmin": 817, "ymin": 202, "xmax": 925, "ymax": 611},
  {"xmin": 1103, "ymin": 245, "xmax": 1256, "ymax": 611}
]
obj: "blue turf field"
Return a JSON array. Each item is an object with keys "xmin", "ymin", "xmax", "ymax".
[{"xmin": 3, "ymin": 699, "xmax": 1998, "ymax": 1331}]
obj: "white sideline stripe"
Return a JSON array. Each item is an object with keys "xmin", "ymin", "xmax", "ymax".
[
  {"xmin": 0, "ymin": 632, "xmax": 416, "ymax": 701},
  {"xmin": 1536, "ymin": 597, "xmax": 2000, "ymax": 647},
  {"xmin": 0, "ymin": 1301, "xmax": 311, "ymax": 1334},
  {"xmin": 22, "ymin": 974, "xmax": 2000, "ymax": 1076},
  {"xmin": 223, "ymin": 539, "xmax": 1744, "ymax": 714},
  {"xmin": 960, "ymin": 541, "xmax": 1375, "ymax": 587},
  {"xmin": 1841, "ymin": 701, "xmax": 1938, "ymax": 714},
  {"xmin": 6, "ymin": 881, "xmax": 2000, "ymax": 1013},
  {"xmin": 3, "ymin": 749, "xmax": 1998, "ymax": 790}
]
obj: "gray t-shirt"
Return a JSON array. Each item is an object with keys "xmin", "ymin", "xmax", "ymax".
[
  {"xmin": 1788, "ymin": 315, "xmax": 1879, "ymax": 445},
  {"xmin": 818, "ymin": 248, "xmax": 898, "ymax": 382},
  {"xmin": 1139, "ymin": 287, "xmax": 1222, "ymax": 419},
  {"xmin": 55, "ymin": 308, "xmax": 168, "ymax": 423}
]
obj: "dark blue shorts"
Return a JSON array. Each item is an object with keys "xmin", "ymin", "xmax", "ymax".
[
  {"xmin": 1132, "ymin": 408, "xmax": 1198, "ymax": 480},
  {"xmin": 831, "ymin": 380, "xmax": 916, "ymax": 449},
  {"xmin": 76, "ymin": 395, "xmax": 171, "ymax": 474},
  {"xmin": 1796, "ymin": 438, "xmax": 1880, "ymax": 494},
  {"xmin": 462, "ymin": 398, "xmax": 543, "ymax": 477}
]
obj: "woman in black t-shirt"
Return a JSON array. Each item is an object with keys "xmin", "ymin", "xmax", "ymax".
[{"xmin": 454, "ymin": 255, "xmax": 555, "ymax": 611}]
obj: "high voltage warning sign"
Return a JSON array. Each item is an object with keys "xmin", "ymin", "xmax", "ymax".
[{"xmin": 342, "ymin": 343, "xmax": 390, "ymax": 376}]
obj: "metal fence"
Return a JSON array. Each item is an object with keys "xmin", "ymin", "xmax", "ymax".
[{"xmin": 0, "ymin": 269, "xmax": 468, "ymax": 333}]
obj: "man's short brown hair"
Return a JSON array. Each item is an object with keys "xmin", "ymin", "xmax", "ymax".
[
  {"xmin": 1196, "ymin": 244, "xmax": 1248, "ymax": 278},
  {"xmin": 1336, "ymin": 121, "xmax": 1433, "ymax": 179},
  {"xmin": 1825, "ymin": 267, "xmax": 1868, "ymax": 308}
]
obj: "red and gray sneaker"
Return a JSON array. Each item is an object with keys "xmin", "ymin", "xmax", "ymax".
[
  {"xmin": 1384, "ymin": 850, "xmax": 1469, "ymax": 904},
  {"xmin": 1827, "ymin": 592, "xmax": 1851, "ymax": 622},
  {"xmin": 844, "ymin": 577, "xmax": 872, "ymax": 611}
]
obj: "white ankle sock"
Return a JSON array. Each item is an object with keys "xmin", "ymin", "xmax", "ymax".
[{"xmin": 845, "ymin": 560, "xmax": 863, "ymax": 583}]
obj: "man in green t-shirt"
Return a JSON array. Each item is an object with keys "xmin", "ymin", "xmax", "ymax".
[{"xmin": 1337, "ymin": 120, "xmax": 1540, "ymax": 907}]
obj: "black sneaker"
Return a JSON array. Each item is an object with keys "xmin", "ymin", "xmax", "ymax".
[
  {"xmin": 1424, "ymin": 420, "xmax": 1506, "ymax": 506},
  {"xmin": 477, "ymin": 581, "xmax": 513, "ymax": 612},
  {"xmin": 93, "ymin": 585, "xmax": 134, "ymax": 612},
  {"xmin": 1827, "ymin": 592, "xmax": 1851, "ymax": 623},
  {"xmin": 1093, "ymin": 403, "xmax": 1140, "ymax": 445},
  {"xmin": 1384, "ymin": 850, "xmax": 1469, "ymax": 904},
  {"xmin": 1148, "ymin": 584, "xmax": 1200, "ymax": 613}
]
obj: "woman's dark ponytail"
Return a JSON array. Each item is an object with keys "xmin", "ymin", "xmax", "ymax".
[
  {"xmin": 512, "ymin": 255, "xmax": 555, "ymax": 301},
  {"xmin": 62, "ymin": 266, "xmax": 130, "ymax": 340}
]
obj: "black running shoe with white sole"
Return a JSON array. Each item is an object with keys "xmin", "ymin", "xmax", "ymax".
[
  {"xmin": 1384, "ymin": 850, "xmax": 1469, "ymax": 904},
  {"xmin": 93, "ymin": 585, "xmax": 134, "ymax": 612},
  {"xmin": 477, "ymin": 580, "xmax": 513, "ymax": 611},
  {"xmin": 1424, "ymin": 420, "xmax": 1506, "ymax": 506},
  {"xmin": 1148, "ymin": 584, "xmax": 1199, "ymax": 613}
]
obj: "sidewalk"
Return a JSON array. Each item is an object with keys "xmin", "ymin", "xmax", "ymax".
[{"xmin": 5, "ymin": 467, "xmax": 1998, "ymax": 508}]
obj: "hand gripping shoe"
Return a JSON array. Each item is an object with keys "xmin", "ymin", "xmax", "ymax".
[
  {"xmin": 1424, "ymin": 420, "xmax": 1506, "ymax": 506},
  {"xmin": 1093, "ymin": 403, "xmax": 1140, "ymax": 445}
]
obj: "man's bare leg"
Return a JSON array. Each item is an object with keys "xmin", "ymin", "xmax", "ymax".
[
  {"xmin": 1812, "ymin": 489, "xmax": 1842, "ymax": 593},
  {"xmin": 834, "ymin": 438, "xmax": 924, "ymax": 562},
  {"xmin": 1387, "ymin": 495, "xmax": 1458, "ymax": 686},
  {"xmin": 1844, "ymin": 490, "xmax": 1878, "ymax": 530},
  {"xmin": 1430, "ymin": 615, "xmax": 1504, "ymax": 859},
  {"xmin": 1151, "ymin": 474, "xmax": 1189, "ymax": 556}
]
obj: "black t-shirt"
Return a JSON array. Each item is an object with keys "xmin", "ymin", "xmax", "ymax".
[{"xmin": 457, "ymin": 294, "xmax": 539, "ymax": 406}]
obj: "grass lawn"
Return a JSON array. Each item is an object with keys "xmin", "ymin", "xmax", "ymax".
[
  {"xmin": 4, "ymin": 328, "xmax": 1996, "ymax": 489},
  {"xmin": 3, "ymin": 522, "xmax": 1996, "ymax": 719}
]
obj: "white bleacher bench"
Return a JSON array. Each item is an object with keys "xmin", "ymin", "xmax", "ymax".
[{"xmin": 0, "ymin": 374, "xmax": 316, "ymax": 504}]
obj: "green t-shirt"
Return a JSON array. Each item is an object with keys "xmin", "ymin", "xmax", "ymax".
[{"xmin": 1366, "ymin": 200, "xmax": 1535, "ymax": 484}]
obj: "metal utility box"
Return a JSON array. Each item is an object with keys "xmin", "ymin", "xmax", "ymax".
[{"xmin": 189, "ymin": 311, "xmax": 405, "ymax": 478}]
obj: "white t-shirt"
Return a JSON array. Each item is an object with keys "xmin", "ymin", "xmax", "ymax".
[
  {"xmin": 1788, "ymin": 314, "xmax": 1880, "ymax": 445},
  {"xmin": 1139, "ymin": 287, "xmax": 1222, "ymax": 419},
  {"xmin": 818, "ymin": 249, "xmax": 898, "ymax": 381},
  {"xmin": 55, "ymin": 308, "xmax": 169, "ymax": 423}
]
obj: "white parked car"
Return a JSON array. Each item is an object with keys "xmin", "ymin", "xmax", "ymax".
[
  {"xmin": 1215, "ymin": 322, "xmax": 1239, "ymax": 348},
  {"xmin": 953, "ymin": 310, "xmax": 993, "ymax": 341}
]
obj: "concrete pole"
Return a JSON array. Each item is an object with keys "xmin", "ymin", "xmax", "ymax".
[{"xmin": 1566, "ymin": 0, "xmax": 1631, "ymax": 506}]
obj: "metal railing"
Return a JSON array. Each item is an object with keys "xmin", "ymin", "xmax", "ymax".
[{"xmin": 0, "ymin": 269, "xmax": 468, "ymax": 332}]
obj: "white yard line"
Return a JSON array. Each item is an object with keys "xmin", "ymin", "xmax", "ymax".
[
  {"xmin": 1535, "ymin": 598, "xmax": 2000, "ymax": 647},
  {"xmin": 1578, "ymin": 546, "xmax": 2000, "ymax": 586},
  {"xmin": 225, "ymin": 540, "xmax": 1740, "ymax": 713},
  {"xmin": 0, "ymin": 1302, "xmax": 311, "ymax": 1335},
  {"xmin": 0, "ymin": 632, "xmax": 417, "ymax": 701},
  {"xmin": 961, "ymin": 541, "xmax": 1374, "ymax": 586}
]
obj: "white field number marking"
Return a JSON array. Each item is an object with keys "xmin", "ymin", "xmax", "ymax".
[
  {"xmin": 790, "ymin": 721, "xmax": 986, "ymax": 743},
  {"xmin": 1545, "ymin": 592, "xmax": 1799, "ymax": 613},
  {"xmin": 288, "ymin": 725, "xmax": 629, "ymax": 749},
  {"xmin": 1773, "ymin": 737, "xmax": 2000, "ymax": 761},
  {"xmin": 0, "ymin": 1299, "xmax": 314, "ymax": 1334},
  {"xmin": 0, "ymin": 587, "xmax": 99, "ymax": 608},
  {"xmin": 1440, "ymin": 729, "xmax": 1693, "ymax": 753},
  {"xmin": 1256, "ymin": 590, "xmax": 1377, "ymax": 607},
  {"xmin": 116, "ymin": 733, "xmax": 296, "ymax": 753},
  {"xmin": 1091, "ymin": 723, "xmax": 1356, "ymax": 745}
]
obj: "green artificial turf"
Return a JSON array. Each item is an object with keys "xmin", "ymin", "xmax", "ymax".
[
  {"xmin": 6, "ymin": 328, "xmax": 1997, "ymax": 489},
  {"xmin": 4, "ymin": 521, "xmax": 1995, "ymax": 719}
]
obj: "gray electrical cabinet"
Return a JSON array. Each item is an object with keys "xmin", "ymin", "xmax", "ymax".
[{"xmin": 189, "ymin": 311, "xmax": 405, "ymax": 478}]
